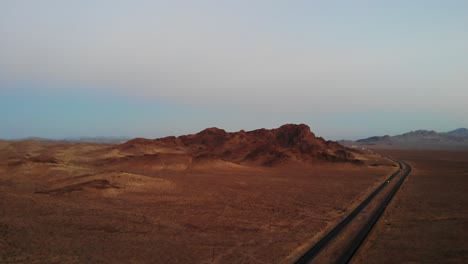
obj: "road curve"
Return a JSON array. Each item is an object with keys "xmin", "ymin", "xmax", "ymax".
[{"xmin": 294, "ymin": 160, "xmax": 411, "ymax": 264}]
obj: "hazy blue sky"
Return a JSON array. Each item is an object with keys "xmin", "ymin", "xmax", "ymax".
[{"xmin": 1, "ymin": 0, "xmax": 467, "ymax": 140}]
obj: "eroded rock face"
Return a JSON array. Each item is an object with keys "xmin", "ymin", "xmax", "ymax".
[{"xmin": 116, "ymin": 124, "xmax": 360, "ymax": 166}]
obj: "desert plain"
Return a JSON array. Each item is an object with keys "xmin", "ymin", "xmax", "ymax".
[
  {"xmin": 0, "ymin": 125, "xmax": 397, "ymax": 263},
  {"xmin": 1, "ymin": 125, "xmax": 466, "ymax": 263},
  {"xmin": 352, "ymin": 148, "xmax": 468, "ymax": 264}
]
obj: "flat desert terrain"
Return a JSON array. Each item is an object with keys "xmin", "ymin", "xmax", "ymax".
[
  {"xmin": 353, "ymin": 148, "xmax": 468, "ymax": 263},
  {"xmin": 0, "ymin": 135, "xmax": 395, "ymax": 263}
]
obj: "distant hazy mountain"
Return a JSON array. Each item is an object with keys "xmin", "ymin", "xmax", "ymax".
[
  {"xmin": 16, "ymin": 137, "xmax": 53, "ymax": 142},
  {"xmin": 446, "ymin": 128, "xmax": 468, "ymax": 137},
  {"xmin": 62, "ymin": 137, "xmax": 130, "ymax": 144},
  {"xmin": 341, "ymin": 128, "xmax": 468, "ymax": 149}
]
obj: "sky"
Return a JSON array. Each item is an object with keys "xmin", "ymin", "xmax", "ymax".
[{"xmin": 1, "ymin": 0, "xmax": 467, "ymax": 140}]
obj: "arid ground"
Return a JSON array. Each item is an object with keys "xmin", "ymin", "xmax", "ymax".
[
  {"xmin": 352, "ymin": 148, "xmax": 468, "ymax": 263},
  {"xmin": 0, "ymin": 135, "xmax": 395, "ymax": 263}
]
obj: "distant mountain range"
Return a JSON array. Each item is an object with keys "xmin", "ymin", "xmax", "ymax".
[
  {"xmin": 340, "ymin": 128, "xmax": 468, "ymax": 149},
  {"xmin": 10, "ymin": 136, "xmax": 130, "ymax": 144}
]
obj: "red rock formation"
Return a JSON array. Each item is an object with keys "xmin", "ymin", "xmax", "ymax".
[{"xmin": 115, "ymin": 124, "xmax": 361, "ymax": 166}]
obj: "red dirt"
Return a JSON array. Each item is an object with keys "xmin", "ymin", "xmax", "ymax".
[{"xmin": 36, "ymin": 179, "xmax": 120, "ymax": 195}]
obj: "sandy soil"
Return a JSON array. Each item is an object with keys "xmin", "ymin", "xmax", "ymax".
[
  {"xmin": 352, "ymin": 148, "xmax": 468, "ymax": 264},
  {"xmin": 0, "ymin": 141, "xmax": 394, "ymax": 263}
]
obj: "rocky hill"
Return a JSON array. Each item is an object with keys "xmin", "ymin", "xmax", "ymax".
[{"xmin": 116, "ymin": 124, "xmax": 361, "ymax": 166}]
